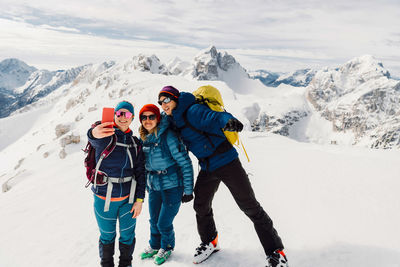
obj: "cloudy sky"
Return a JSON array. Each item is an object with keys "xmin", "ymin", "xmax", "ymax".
[{"xmin": 1, "ymin": 0, "xmax": 399, "ymax": 75}]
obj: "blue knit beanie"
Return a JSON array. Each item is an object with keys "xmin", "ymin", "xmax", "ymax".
[{"xmin": 115, "ymin": 101, "xmax": 134, "ymax": 115}]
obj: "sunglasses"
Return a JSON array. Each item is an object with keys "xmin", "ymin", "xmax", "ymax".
[
  {"xmin": 140, "ymin": 114, "xmax": 157, "ymax": 121},
  {"xmin": 158, "ymin": 97, "xmax": 172, "ymax": 105},
  {"xmin": 115, "ymin": 111, "xmax": 133, "ymax": 119}
]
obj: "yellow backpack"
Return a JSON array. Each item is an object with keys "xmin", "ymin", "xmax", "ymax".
[
  {"xmin": 192, "ymin": 85, "xmax": 250, "ymax": 161},
  {"xmin": 192, "ymin": 85, "xmax": 239, "ymax": 145}
]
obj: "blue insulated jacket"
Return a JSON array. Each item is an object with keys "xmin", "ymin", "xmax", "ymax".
[
  {"xmin": 87, "ymin": 127, "xmax": 146, "ymax": 200},
  {"xmin": 170, "ymin": 92, "xmax": 238, "ymax": 172},
  {"xmin": 142, "ymin": 114, "xmax": 194, "ymax": 195}
]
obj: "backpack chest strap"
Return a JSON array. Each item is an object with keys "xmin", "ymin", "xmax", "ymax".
[
  {"xmin": 107, "ymin": 176, "xmax": 134, "ymax": 183},
  {"xmin": 116, "ymin": 142, "xmax": 133, "ymax": 148}
]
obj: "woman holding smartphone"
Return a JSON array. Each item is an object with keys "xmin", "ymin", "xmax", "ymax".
[
  {"xmin": 87, "ymin": 100, "xmax": 146, "ymax": 267},
  {"xmin": 138, "ymin": 104, "xmax": 193, "ymax": 265}
]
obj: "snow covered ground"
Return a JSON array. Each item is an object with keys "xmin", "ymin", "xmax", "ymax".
[{"xmin": 1, "ymin": 67, "xmax": 400, "ymax": 266}]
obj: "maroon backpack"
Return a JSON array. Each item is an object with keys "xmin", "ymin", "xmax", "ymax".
[{"xmin": 83, "ymin": 121, "xmax": 117, "ymax": 187}]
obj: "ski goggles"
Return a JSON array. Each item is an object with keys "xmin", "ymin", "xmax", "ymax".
[
  {"xmin": 140, "ymin": 114, "xmax": 157, "ymax": 121},
  {"xmin": 158, "ymin": 97, "xmax": 172, "ymax": 105},
  {"xmin": 115, "ymin": 110, "xmax": 133, "ymax": 119}
]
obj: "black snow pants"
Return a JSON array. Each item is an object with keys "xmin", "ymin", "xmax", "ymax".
[{"xmin": 193, "ymin": 158, "xmax": 284, "ymax": 256}]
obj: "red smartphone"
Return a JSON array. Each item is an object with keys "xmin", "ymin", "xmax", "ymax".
[{"xmin": 101, "ymin": 107, "xmax": 115, "ymax": 128}]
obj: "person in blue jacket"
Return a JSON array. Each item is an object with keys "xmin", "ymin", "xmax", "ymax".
[
  {"xmin": 138, "ymin": 104, "xmax": 194, "ymax": 265},
  {"xmin": 87, "ymin": 100, "xmax": 146, "ymax": 267},
  {"xmin": 157, "ymin": 86, "xmax": 288, "ymax": 267}
]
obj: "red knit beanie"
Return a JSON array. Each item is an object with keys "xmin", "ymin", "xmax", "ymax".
[{"xmin": 139, "ymin": 104, "xmax": 161, "ymax": 123}]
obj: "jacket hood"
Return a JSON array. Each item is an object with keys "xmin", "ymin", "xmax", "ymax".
[
  {"xmin": 173, "ymin": 92, "xmax": 195, "ymax": 116},
  {"xmin": 172, "ymin": 92, "xmax": 196, "ymax": 127}
]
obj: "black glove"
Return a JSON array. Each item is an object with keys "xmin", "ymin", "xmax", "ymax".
[
  {"xmin": 223, "ymin": 118, "xmax": 243, "ymax": 132},
  {"xmin": 181, "ymin": 194, "xmax": 194, "ymax": 203}
]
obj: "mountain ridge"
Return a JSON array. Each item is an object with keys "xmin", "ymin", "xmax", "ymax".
[{"xmin": 1, "ymin": 50, "xmax": 399, "ymax": 149}]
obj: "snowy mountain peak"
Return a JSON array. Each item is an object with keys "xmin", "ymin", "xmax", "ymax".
[
  {"xmin": 0, "ymin": 58, "xmax": 36, "ymax": 73},
  {"xmin": 198, "ymin": 45, "xmax": 218, "ymax": 58},
  {"xmin": 309, "ymin": 55, "xmax": 392, "ymax": 100},
  {"xmin": 125, "ymin": 54, "xmax": 169, "ymax": 75},
  {"xmin": 167, "ymin": 57, "xmax": 190, "ymax": 76},
  {"xmin": 188, "ymin": 46, "xmax": 249, "ymax": 81},
  {"xmin": 340, "ymin": 55, "xmax": 390, "ymax": 80},
  {"xmin": 307, "ymin": 55, "xmax": 400, "ymax": 148},
  {"xmin": 0, "ymin": 58, "xmax": 37, "ymax": 92}
]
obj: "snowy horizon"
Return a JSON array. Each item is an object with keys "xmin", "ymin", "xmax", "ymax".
[{"xmin": 1, "ymin": 0, "xmax": 400, "ymax": 76}]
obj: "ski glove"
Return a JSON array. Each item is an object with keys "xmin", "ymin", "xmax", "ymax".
[
  {"xmin": 181, "ymin": 194, "xmax": 194, "ymax": 203},
  {"xmin": 223, "ymin": 118, "xmax": 243, "ymax": 132}
]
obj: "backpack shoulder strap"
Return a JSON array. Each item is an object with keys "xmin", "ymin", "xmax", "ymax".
[
  {"xmin": 125, "ymin": 135, "xmax": 142, "ymax": 169},
  {"xmin": 130, "ymin": 136, "xmax": 139, "ymax": 157},
  {"xmin": 102, "ymin": 134, "xmax": 118, "ymax": 158},
  {"xmin": 93, "ymin": 134, "xmax": 117, "ymax": 188}
]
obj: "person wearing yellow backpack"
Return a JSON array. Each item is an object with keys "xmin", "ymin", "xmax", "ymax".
[{"xmin": 157, "ymin": 86, "xmax": 289, "ymax": 267}]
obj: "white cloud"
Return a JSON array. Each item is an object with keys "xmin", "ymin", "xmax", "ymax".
[
  {"xmin": 39, "ymin": 24, "xmax": 80, "ymax": 33},
  {"xmin": 0, "ymin": 18, "xmax": 198, "ymax": 70},
  {"xmin": 0, "ymin": 0, "xmax": 399, "ymax": 75}
]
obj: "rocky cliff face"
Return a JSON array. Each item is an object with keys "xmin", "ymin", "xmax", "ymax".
[
  {"xmin": 307, "ymin": 55, "xmax": 400, "ymax": 148},
  {"xmin": 251, "ymin": 110, "xmax": 309, "ymax": 136},
  {"xmin": 187, "ymin": 46, "xmax": 249, "ymax": 81}
]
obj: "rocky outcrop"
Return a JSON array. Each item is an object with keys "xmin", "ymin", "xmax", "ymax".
[
  {"xmin": 251, "ymin": 110, "xmax": 309, "ymax": 136},
  {"xmin": 55, "ymin": 124, "xmax": 71, "ymax": 138},
  {"xmin": 60, "ymin": 134, "xmax": 80, "ymax": 147},
  {"xmin": 187, "ymin": 46, "xmax": 249, "ymax": 81}
]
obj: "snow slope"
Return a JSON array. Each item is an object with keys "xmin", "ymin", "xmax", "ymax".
[{"xmin": 0, "ymin": 62, "xmax": 400, "ymax": 267}]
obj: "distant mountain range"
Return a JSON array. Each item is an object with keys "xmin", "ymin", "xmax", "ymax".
[
  {"xmin": 0, "ymin": 58, "xmax": 84, "ymax": 117},
  {"xmin": 0, "ymin": 48, "xmax": 316, "ymax": 118},
  {"xmin": 1, "ymin": 47, "xmax": 399, "ymax": 148},
  {"xmin": 249, "ymin": 69, "xmax": 317, "ymax": 87}
]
